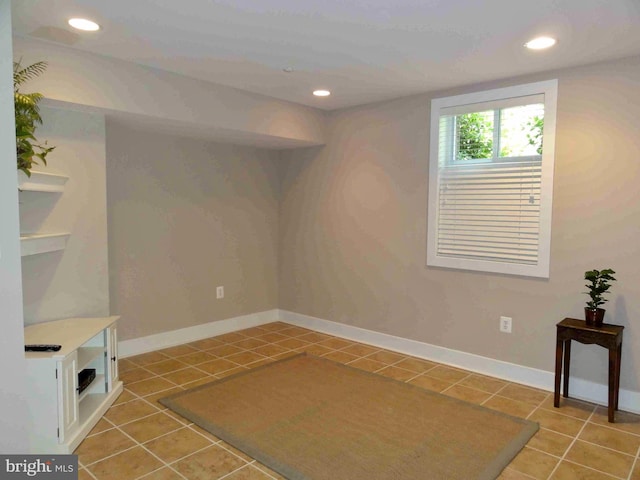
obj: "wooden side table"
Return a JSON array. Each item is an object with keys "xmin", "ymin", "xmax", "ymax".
[{"xmin": 554, "ymin": 317, "xmax": 624, "ymax": 422}]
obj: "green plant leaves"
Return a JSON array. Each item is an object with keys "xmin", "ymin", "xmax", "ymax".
[
  {"xmin": 13, "ymin": 59, "xmax": 54, "ymax": 176},
  {"xmin": 13, "ymin": 60, "xmax": 47, "ymax": 87},
  {"xmin": 584, "ymin": 268, "xmax": 617, "ymax": 309}
]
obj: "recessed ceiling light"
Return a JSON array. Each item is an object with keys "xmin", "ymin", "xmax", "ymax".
[
  {"xmin": 525, "ymin": 36, "xmax": 557, "ymax": 50},
  {"xmin": 313, "ymin": 90, "xmax": 331, "ymax": 97},
  {"xmin": 68, "ymin": 18, "xmax": 100, "ymax": 32}
]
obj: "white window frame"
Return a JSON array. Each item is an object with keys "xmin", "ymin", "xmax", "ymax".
[{"xmin": 427, "ymin": 80, "xmax": 558, "ymax": 278}]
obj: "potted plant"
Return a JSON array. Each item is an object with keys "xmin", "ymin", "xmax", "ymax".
[
  {"xmin": 584, "ymin": 268, "xmax": 616, "ymax": 327},
  {"xmin": 14, "ymin": 59, "xmax": 54, "ymax": 177}
]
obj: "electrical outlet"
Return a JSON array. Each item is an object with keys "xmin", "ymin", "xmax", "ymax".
[
  {"xmin": 499, "ymin": 316, "xmax": 512, "ymax": 333},
  {"xmin": 216, "ymin": 286, "xmax": 224, "ymax": 299}
]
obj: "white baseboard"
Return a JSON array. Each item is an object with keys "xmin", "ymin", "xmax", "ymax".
[
  {"xmin": 279, "ymin": 309, "xmax": 640, "ymax": 415},
  {"xmin": 118, "ymin": 309, "xmax": 279, "ymax": 358},
  {"xmin": 117, "ymin": 307, "xmax": 639, "ymax": 414}
]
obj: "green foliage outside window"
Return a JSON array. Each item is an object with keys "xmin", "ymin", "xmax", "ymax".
[
  {"xmin": 455, "ymin": 112, "xmax": 493, "ymax": 161},
  {"xmin": 455, "ymin": 107, "xmax": 544, "ymax": 162},
  {"xmin": 526, "ymin": 115, "xmax": 544, "ymax": 155}
]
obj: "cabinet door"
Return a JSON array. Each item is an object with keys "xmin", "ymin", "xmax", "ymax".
[
  {"xmin": 107, "ymin": 325, "xmax": 119, "ymax": 390},
  {"xmin": 57, "ymin": 352, "xmax": 79, "ymax": 442}
]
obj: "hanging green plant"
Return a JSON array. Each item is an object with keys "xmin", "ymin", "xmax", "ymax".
[{"xmin": 14, "ymin": 60, "xmax": 55, "ymax": 177}]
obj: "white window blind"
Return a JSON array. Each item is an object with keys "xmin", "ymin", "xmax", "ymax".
[
  {"xmin": 436, "ymin": 159, "xmax": 542, "ymax": 265},
  {"xmin": 427, "ymin": 80, "xmax": 557, "ymax": 278}
]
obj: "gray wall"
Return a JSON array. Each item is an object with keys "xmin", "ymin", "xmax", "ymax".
[
  {"xmin": 13, "ymin": 36, "xmax": 326, "ymax": 149},
  {"xmin": 107, "ymin": 121, "xmax": 281, "ymax": 341},
  {"xmin": 21, "ymin": 106, "xmax": 109, "ymax": 324},
  {"xmin": 279, "ymin": 55, "xmax": 640, "ymax": 391}
]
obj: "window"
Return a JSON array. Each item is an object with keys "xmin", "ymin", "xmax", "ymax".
[{"xmin": 427, "ymin": 80, "xmax": 557, "ymax": 278}]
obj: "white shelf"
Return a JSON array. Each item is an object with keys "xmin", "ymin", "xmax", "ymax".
[
  {"xmin": 77, "ymin": 347, "xmax": 105, "ymax": 371},
  {"xmin": 78, "ymin": 374, "xmax": 105, "ymax": 403},
  {"xmin": 77, "ymin": 387, "xmax": 122, "ymax": 428},
  {"xmin": 20, "ymin": 233, "xmax": 70, "ymax": 257},
  {"xmin": 18, "ymin": 170, "xmax": 68, "ymax": 193}
]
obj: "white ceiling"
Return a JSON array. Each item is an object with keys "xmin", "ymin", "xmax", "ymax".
[{"xmin": 11, "ymin": 0, "xmax": 640, "ymax": 111}]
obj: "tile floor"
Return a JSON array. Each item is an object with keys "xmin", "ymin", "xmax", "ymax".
[{"xmin": 75, "ymin": 322, "xmax": 640, "ymax": 480}]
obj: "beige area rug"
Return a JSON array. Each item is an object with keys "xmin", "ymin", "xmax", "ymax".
[{"xmin": 160, "ymin": 353, "xmax": 538, "ymax": 480}]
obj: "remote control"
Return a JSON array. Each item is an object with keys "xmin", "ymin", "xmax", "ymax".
[{"xmin": 25, "ymin": 344, "xmax": 62, "ymax": 352}]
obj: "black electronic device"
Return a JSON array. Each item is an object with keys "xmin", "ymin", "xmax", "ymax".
[
  {"xmin": 77, "ymin": 368, "xmax": 96, "ymax": 395},
  {"xmin": 25, "ymin": 344, "xmax": 62, "ymax": 352}
]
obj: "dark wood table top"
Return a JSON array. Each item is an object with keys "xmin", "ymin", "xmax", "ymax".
[{"xmin": 557, "ymin": 317, "xmax": 624, "ymax": 336}]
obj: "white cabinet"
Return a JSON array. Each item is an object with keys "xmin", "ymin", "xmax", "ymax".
[
  {"xmin": 24, "ymin": 317, "xmax": 123, "ymax": 454},
  {"xmin": 107, "ymin": 325, "xmax": 119, "ymax": 390},
  {"xmin": 58, "ymin": 352, "xmax": 79, "ymax": 443}
]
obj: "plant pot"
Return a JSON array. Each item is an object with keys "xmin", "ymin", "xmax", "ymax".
[{"xmin": 585, "ymin": 307, "xmax": 605, "ymax": 327}]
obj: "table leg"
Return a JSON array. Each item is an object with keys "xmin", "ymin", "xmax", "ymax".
[
  {"xmin": 563, "ymin": 339, "xmax": 571, "ymax": 398},
  {"xmin": 554, "ymin": 335, "xmax": 563, "ymax": 408},
  {"xmin": 608, "ymin": 348, "xmax": 616, "ymax": 422},
  {"xmin": 614, "ymin": 343, "xmax": 622, "ymax": 411}
]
